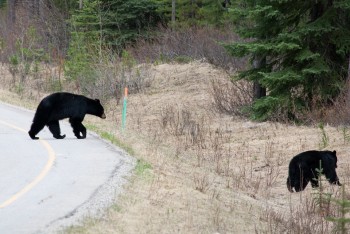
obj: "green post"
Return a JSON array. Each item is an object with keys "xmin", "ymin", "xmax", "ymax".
[{"xmin": 121, "ymin": 87, "xmax": 128, "ymax": 132}]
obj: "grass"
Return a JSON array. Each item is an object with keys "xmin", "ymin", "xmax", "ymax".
[
  {"xmin": 134, "ymin": 159, "xmax": 152, "ymax": 177},
  {"xmin": 326, "ymin": 185, "xmax": 350, "ymax": 233},
  {"xmin": 85, "ymin": 123, "xmax": 135, "ymax": 156},
  {"xmin": 1, "ymin": 62, "xmax": 350, "ymax": 233},
  {"xmin": 319, "ymin": 122, "xmax": 330, "ymax": 149}
]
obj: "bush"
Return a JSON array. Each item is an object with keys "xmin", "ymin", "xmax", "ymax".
[
  {"xmin": 128, "ymin": 26, "xmax": 247, "ymax": 72},
  {"xmin": 211, "ymin": 78, "xmax": 253, "ymax": 116}
]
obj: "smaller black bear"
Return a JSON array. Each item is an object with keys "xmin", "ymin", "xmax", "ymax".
[
  {"xmin": 287, "ymin": 150, "xmax": 341, "ymax": 192},
  {"xmin": 29, "ymin": 92, "xmax": 106, "ymax": 140}
]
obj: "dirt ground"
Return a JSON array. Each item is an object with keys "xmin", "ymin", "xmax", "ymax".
[{"xmin": 1, "ymin": 62, "xmax": 350, "ymax": 233}]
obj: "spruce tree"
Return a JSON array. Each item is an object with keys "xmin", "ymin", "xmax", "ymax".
[
  {"xmin": 70, "ymin": 0, "xmax": 162, "ymax": 51},
  {"xmin": 103, "ymin": 0, "xmax": 161, "ymax": 48},
  {"xmin": 225, "ymin": 0, "xmax": 350, "ymax": 121},
  {"xmin": 155, "ymin": 0, "xmax": 231, "ymax": 27},
  {"xmin": 0, "ymin": 0, "xmax": 6, "ymax": 8}
]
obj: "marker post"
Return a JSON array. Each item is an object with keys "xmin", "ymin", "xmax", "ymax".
[{"xmin": 121, "ymin": 87, "xmax": 128, "ymax": 132}]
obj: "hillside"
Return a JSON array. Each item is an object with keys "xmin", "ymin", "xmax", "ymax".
[{"xmin": 1, "ymin": 62, "xmax": 349, "ymax": 233}]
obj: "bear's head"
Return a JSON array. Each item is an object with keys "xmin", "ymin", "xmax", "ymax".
[
  {"xmin": 324, "ymin": 150, "xmax": 342, "ymax": 186},
  {"xmin": 95, "ymin": 99, "xmax": 106, "ymax": 119},
  {"xmin": 325, "ymin": 150, "xmax": 338, "ymax": 168},
  {"xmin": 331, "ymin": 150, "xmax": 337, "ymax": 168}
]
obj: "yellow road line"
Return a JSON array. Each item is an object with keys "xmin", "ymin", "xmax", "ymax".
[{"xmin": 0, "ymin": 120, "xmax": 56, "ymax": 208}]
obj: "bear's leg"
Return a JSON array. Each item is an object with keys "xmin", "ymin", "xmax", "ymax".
[
  {"xmin": 310, "ymin": 177, "xmax": 319, "ymax": 188},
  {"xmin": 324, "ymin": 170, "xmax": 342, "ymax": 186},
  {"xmin": 69, "ymin": 118, "xmax": 81, "ymax": 138},
  {"xmin": 69, "ymin": 118, "xmax": 86, "ymax": 139},
  {"xmin": 302, "ymin": 178, "xmax": 309, "ymax": 191},
  {"xmin": 80, "ymin": 124, "xmax": 87, "ymax": 139},
  {"xmin": 294, "ymin": 178, "xmax": 309, "ymax": 192},
  {"xmin": 308, "ymin": 169, "xmax": 319, "ymax": 188},
  {"xmin": 47, "ymin": 120, "xmax": 66, "ymax": 139},
  {"xmin": 323, "ymin": 161, "xmax": 342, "ymax": 186},
  {"xmin": 28, "ymin": 121, "xmax": 46, "ymax": 140},
  {"xmin": 287, "ymin": 177, "xmax": 294, "ymax": 192},
  {"xmin": 293, "ymin": 167, "xmax": 309, "ymax": 192}
]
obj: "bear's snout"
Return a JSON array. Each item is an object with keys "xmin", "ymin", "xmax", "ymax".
[{"xmin": 101, "ymin": 113, "xmax": 106, "ymax": 119}]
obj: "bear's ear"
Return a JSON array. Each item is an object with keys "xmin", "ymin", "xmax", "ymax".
[
  {"xmin": 95, "ymin": 99, "xmax": 101, "ymax": 103},
  {"xmin": 333, "ymin": 150, "xmax": 337, "ymax": 155}
]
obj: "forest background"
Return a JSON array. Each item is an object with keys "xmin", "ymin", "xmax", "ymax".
[{"xmin": 0, "ymin": 0, "xmax": 349, "ymax": 121}]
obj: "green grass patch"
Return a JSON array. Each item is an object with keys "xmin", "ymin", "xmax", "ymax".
[
  {"xmin": 135, "ymin": 159, "xmax": 152, "ymax": 175},
  {"xmin": 65, "ymin": 217, "xmax": 97, "ymax": 234},
  {"xmin": 174, "ymin": 55, "xmax": 192, "ymax": 64},
  {"xmin": 85, "ymin": 123, "xmax": 153, "ymax": 182},
  {"xmin": 86, "ymin": 124, "xmax": 135, "ymax": 156},
  {"xmin": 135, "ymin": 159, "xmax": 152, "ymax": 178}
]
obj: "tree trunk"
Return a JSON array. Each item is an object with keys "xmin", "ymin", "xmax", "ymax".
[
  {"xmin": 253, "ymin": 82, "xmax": 266, "ymax": 100},
  {"xmin": 32, "ymin": 0, "xmax": 40, "ymax": 16},
  {"xmin": 7, "ymin": 0, "xmax": 16, "ymax": 24},
  {"xmin": 346, "ymin": 55, "xmax": 350, "ymax": 108},
  {"xmin": 222, "ymin": 0, "xmax": 230, "ymax": 9},
  {"xmin": 171, "ymin": 0, "xmax": 175, "ymax": 24},
  {"xmin": 252, "ymin": 56, "xmax": 266, "ymax": 100}
]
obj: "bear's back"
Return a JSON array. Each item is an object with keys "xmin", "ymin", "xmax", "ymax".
[{"xmin": 291, "ymin": 150, "xmax": 333, "ymax": 170}]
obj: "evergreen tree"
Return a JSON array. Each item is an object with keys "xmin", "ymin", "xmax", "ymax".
[
  {"xmin": 71, "ymin": 0, "xmax": 102, "ymax": 42},
  {"xmin": 198, "ymin": 0, "xmax": 231, "ymax": 26},
  {"xmin": 65, "ymin": 0, "xmax": 101, "ymax": 85},
  {"xmin": 103, "ymin": 0, "xmax": 162, "ymax": 48},
  {"xmin": 0, "ymin": 0, "xmax": 6, "ymax": 8},
  {"xmin": 70, "ymin": 0, "xmax": 162, "ymax": 51},
  {"xmin": 51, "ymin": 0, "xmax": 78, "ymax": 18},
  {"xmin": 155, "ymin": 0, "xmax": 231, "ymax": 27},
  {"xmin": 225, "ymin": 0, "xmax": 350, "ymax": 121}
]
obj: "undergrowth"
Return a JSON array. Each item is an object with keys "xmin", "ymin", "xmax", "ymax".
[{"xmin": 85, "ymin": 123, "xmax": 135, "ymax": 156}]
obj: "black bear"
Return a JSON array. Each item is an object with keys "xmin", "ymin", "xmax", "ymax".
[
  {"xmin": 28, "ymin": 92, "xmax": 106, "ymax": 140},
  {"xmin": 287, "ymin": 150, "xmax": 341, "ymax": 192}
]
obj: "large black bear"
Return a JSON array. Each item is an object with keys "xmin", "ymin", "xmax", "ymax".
[
  {"xmin": 287, "ymin": 150, "xmax": 342, "ymax": 192},
  {"xmin": 28, "ymin": 92, "xmax": 106, "ymax": 140}
]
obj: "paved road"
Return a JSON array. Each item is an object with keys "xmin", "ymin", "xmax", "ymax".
[{"xmin": 0, "ymin": 102, "xmax": 135, "ymax": 234}]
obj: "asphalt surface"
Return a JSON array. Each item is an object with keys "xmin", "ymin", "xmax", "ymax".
[{"xmin": 0, "ymin": 102, "xmax": 135, "ymax": 234}]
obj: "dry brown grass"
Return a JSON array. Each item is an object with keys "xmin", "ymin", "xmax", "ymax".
[{"xmin": 1, "ymin": 61, "xmax": 350, "ymax": 233}]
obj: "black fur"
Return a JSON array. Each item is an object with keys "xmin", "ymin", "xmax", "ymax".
[
  {"xmin": 28, "ymin": 92, "xmax": 106, "ymax": 140},
  {"xmin": 287, "ymin": 150, "xmax": 341, "ymax": 192}
]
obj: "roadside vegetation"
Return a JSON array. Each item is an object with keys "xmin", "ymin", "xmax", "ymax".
[{"xmin": 1, "ymin": 0, "xmax": 350, "ymax": 233}]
